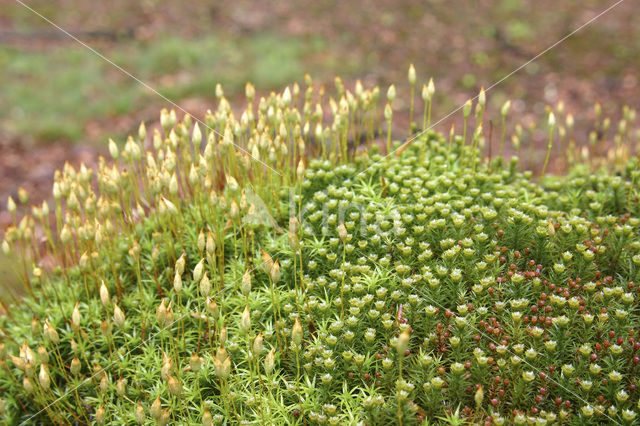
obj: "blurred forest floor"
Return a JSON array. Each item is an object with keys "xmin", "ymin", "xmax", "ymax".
[{"xmin": 1, "ymin": 0, "xmax": 640, "ymax": 228}]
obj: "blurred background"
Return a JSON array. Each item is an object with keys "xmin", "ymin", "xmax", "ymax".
[{"xmin": 1, "ymin": 0, "xmax": 639, "ymax": 226}]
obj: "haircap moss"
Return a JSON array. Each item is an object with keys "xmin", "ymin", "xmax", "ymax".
[{"xmin": 1, "ymin": 68, "xmax": 640, "ymax": 424}]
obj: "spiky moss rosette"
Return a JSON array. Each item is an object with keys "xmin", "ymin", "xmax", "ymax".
[{"xmin": 2, "ymin": 77, "xmax": 640, "ymax": 425}]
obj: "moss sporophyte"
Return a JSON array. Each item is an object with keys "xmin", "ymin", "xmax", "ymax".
[{"xmin": 2, "ymin": 68, "xmax": 640, "ymax": 424}]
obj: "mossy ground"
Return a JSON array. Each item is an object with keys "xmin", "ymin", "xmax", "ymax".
[{"xmin": 1, "ymin": 78, "xmax": 640, "ymax": 424}]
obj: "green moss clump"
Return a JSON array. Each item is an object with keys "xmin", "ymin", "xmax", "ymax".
[{"xmin": 1, "ymin": 75, "xmax": 640, "ymax": 425}]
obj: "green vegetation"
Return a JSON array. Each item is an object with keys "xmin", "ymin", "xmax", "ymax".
[
  {"xmin": 1, "ymin": 72, "xmax": 640, "ymax": 425},
  {"xmin": 0, "ymin": 33, "xmax": 326, "ymax": 143}
]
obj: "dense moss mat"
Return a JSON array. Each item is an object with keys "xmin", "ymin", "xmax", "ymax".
[{"xmin": 1, "ymin": 83, "xmax": 640, "ymax": 424}]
